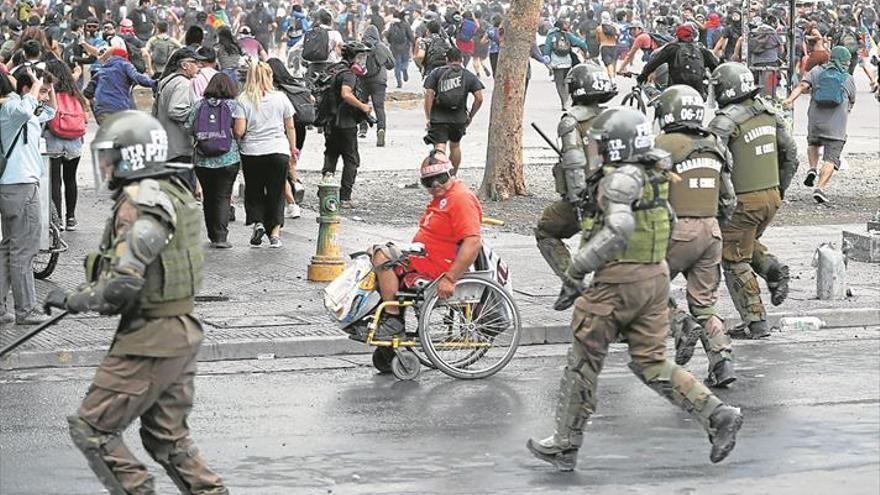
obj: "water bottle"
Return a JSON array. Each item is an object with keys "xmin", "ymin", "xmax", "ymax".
[{"xmin": 778, "ymin": 316, "xmax": 825, "ymax": 332}]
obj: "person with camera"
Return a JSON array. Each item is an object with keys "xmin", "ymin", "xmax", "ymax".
[
  {"xmin": 322, "ymin": 41, "xmax": 372, "ymax": 209},
  {"xmin": 0, "ymin": 68, "xmax": 55, "ymax": 326},
  {"xmin": 423, "ymin": 47, "xmax": 484, "ymax": 176}
]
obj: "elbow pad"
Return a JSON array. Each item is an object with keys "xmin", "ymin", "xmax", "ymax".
[
  {"xmin": 115, "ymin": 216, "xmax": 172, "ymax": 276},
  {"xmin": 569, "ymin": 203, "xmax": 635, "ymax": 278},
  {"xmin": 65, "ymin": 274, "xmax": 144, "ymax": 315},
  {"xmin": 558, "ymin": 116, "xmax": 589, "ymax": 201}
]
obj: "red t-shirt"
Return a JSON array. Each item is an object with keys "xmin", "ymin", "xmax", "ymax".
[
  {"xmin": 632, "ymin": 32, "xmax": 654, "ymax": 52},
  {"xmin": 408, "ymin": 180, "xmax": 483, "ymax": 279}
]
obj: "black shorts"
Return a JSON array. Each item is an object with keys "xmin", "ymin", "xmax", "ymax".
[
  {"xmin": 807, "ymin": 137, "xmax": 846, "ymax": 169},
  {"xmin": 424, "ymin": 123, "xmax": 467, "ymax": 145},
  {"xmin": 600, "ymin": 46, "xmax": 617, "ymax": 67}
]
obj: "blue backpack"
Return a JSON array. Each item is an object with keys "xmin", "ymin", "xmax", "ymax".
[
  {"xmin": 193, "ymin": 99, "xmax": 234, "ymax": 157},
  {"xmin": 457, "ymin": 19, "xmax": 477, "ymax": 42},
  {"xmin": 813, "ymin": 67, "xmax": 848, "ymax": 108}
]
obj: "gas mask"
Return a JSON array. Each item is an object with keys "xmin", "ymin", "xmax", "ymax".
[{"xmin": 350, "ymin": 53, "xmax": 367, "ymax": 76}]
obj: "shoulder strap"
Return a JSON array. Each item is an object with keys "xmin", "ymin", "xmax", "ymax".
[{"xmin": 2, "ymin": 123, "xmax": 27, "ymax": 160}]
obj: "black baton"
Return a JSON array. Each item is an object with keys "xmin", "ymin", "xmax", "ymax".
[{"xmin": 0, "ymin": 311, "xmax": 69, "ymax": 359}]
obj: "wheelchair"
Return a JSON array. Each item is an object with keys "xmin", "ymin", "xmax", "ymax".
[{"xmin": 325, "ymin": 243, "xmax": 522, "ymax": 381}]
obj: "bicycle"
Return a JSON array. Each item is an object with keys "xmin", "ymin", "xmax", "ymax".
[
  {"xmin": 33, "ymin": 201, "xmax": 67, "ymax": 280},
  {"xmin": 619, "ymin": 71, "xmax": 660, "ymax": 114}
]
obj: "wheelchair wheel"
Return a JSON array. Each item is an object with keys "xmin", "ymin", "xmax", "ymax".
[
  {"xmin": 418, "ymin": 277, "xmax": 521, "ymax": 380},
  {"xmin": 391, "ymin": 349, "xmax": 421, "ymax": 380},
  {"xmin": 372, "ymin": 347, "xmax": 395, "ymax": 374}
]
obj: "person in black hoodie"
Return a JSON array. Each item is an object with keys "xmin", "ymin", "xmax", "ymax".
[{"xmin": 359, "ymin": 24, "xmax": 394, "ymax": 146}]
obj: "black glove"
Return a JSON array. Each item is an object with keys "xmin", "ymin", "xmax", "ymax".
[
  {"xmin": 636, "ymin": 74, "xmax": 646, "ymax": 85},
  {"xmin": 553, "ymin": 274, "xmax": 584, "ymax": 311},
  {"xmin": 43, "ymin": 288, "xmax": 69, "ymax": 315}
]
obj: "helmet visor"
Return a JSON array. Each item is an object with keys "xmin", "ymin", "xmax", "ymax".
[
  {"xmin": 91, "ymin": 140, "xmax": 119, "ymax": 191},
  {"xmin": 586, "ymin": 137, "xmax": 604, "ymax": 176}
]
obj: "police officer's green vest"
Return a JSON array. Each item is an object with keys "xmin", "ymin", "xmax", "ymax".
[
  {"xmin": 655, "ymin": 132, "xmax": 724, "ymax": 217},
  {"xmin": 553, "ymin": 106, "xmax": 601, "ymax": 196},
  {"xmin": 92, "ymin": 178, "xmax": 203, "ymax": 315},
  {"xmin": 722, "ymin": 103, "xmax": 780, "ymax": 194},
  {"xmin": 580, "ymin": 164, "xmax": 670, "ymax": 263}
]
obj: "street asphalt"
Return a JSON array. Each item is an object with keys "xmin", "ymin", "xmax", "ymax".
[{"xmin": 1, "ymin": 327, "xmax": 877, "ymax": 494}]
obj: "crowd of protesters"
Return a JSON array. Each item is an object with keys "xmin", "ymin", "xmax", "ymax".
[{"xmin": 0, "ymin": 0, "xmax": 877, "ymax": 325}]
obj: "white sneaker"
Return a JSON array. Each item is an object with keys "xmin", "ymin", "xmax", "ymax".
[{"xmin": 286, "ymin": 204, "xmax": 301, "ymax": 219}]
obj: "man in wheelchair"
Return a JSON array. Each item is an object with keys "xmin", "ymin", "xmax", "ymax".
[{"xmin": 369, "ymin": 151, "xmax": 484, "ymax": 339}]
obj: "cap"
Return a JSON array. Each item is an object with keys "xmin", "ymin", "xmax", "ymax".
[
  {"xmin": 120, "ymin": 18, "xmax": 133, "ymax": 28},
  {"xmin": 239, "ymin": 25, "xmax": 252, "ymax": 35},
  {"xmin": 196, "ymin": 46, "xmax": 216, "ymax": 63},
  {"xmin": 420, "ymin": 153, "xmax": 453, "ymax": 178},
  {"xmin": 177, "ymin": 47, "xmax": 209, "ymax": 62}
]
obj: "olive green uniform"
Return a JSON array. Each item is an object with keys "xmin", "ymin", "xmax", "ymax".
[
  {"xmin": 535, "ymin": 105, "xmax": 602, "ymax": 279},
  {"xmin": 708, "ymin": 97, "xmax": 798, "ymax": 331},
  {"xmin": 534, "ymin": 160, "xmax": 727, "ymax": 462},
  {"xmin": 66, "ymin": 177, "xmax": 227, "ymax": 494},
  {"xmin": 655, "ymin": 130, "xmax": 736, "ymax": 378}
]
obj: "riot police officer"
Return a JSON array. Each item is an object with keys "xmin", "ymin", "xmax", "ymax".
[
  {"xmin": 44, "ymin": 111, "xmax": 228, "ymax": 494},
  {"xmin": 654, "ymin": 85, "xmax": 737, "ymax": 388},
  {"xmin": 708, "ymin": 63, "xmax": 798, "ymax": 339},
  {"xmin": 527, "ymin": 108, "xmax": 743, "ymax": 472},
  {"xmin": 535, "ymin": 63, "xmax": 616, "ymax": 311}
]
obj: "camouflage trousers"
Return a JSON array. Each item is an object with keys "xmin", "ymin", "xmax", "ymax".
[
  {"xmin": 720, "ymin": 188, "xmax": 782, "ymax": 323},
  {"xmin": 550, "ymin": 271, "xmax": 723, "ymax": 449},
  {"xmin": 534, "ymin": 199, "xmax": 581, "ymax": 281}
]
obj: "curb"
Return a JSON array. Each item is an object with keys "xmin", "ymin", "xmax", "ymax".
[{"xmin": 2, "ymin": 307, "xmax": 878, "ymax": 371}]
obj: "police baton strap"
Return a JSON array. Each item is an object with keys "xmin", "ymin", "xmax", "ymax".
[{"xmin": 0, "ymin": 311, "xmax": 69, "ymax": 359}]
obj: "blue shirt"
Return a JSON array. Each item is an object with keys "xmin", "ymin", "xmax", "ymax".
[
  {"xmin": 92, "ymin": 56, "xmax": 156, "ymax": 116},
  {"xmin": 284, "ymin": 12, "xmax": 310, "ymax": 47},
  {"xmin": 0, "ymin": 93, "xmax": 56, "ymax": 185}
]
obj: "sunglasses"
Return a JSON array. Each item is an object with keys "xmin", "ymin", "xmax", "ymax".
[{"xmin": 420, "ymin": 172, "xmax": 451, "ymax": 189}]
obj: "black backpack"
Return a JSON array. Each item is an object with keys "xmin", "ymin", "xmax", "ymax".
[
  {"xmin": 424, "ymin": 35, "xmax": 450, "ymax": 73},
  {"xmin": 387, "ymin": 21, "xmax": 407, "ymax": 45},
  {"xmin": 302, "ymin": 26, "xmax": 330, "ymax": 62},
  {"xmin": 434, "ymin": 65, "xmax": 467, "ymax": 110},
  {"xmin": 672, "ymin": 41, "xmax": 705, "ymax": 87},
  {"xmin": 280, "ymin": 80, "xmax": 316, "ymax": 125},
  {"xmin": 126, "ymin": 40, "xmax": 147, "ymax": 73},
  {"xmin": 312, "ymin": 64, "xmax": 350, "ymax": 126}
]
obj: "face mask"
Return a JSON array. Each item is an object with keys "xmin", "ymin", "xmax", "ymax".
[{"xmin": 351, "ymin": 63, "xmax": 366, "ymax": 76}]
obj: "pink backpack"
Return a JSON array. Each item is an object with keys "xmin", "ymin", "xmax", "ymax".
[{"xmin": 48, "ymin": 92, "xmax": 87, "ymax": 140}]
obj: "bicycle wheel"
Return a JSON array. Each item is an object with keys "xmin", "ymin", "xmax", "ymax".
[
  {"xmin": 418, "ymin": 277, "xmax": 521, "ymax": 380},
  {"xmin": 33, "ymin": 204, "xmax": 62, "ymax": 280}
]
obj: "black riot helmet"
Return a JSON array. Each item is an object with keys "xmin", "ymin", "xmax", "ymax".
[
  {"xmin": 585, "ymin": 107, "xmax": 655, "ymax": 174},
  {"xmin": 566, "ymin": 63, "xmax": 618, "ymax": 105},
  {"xmin": 91, "ymin": 111, "xmax": 177, "ymax": 190},
  {"xmin": 710, "ymin": 62, "xmax": 759, "ymax": 106},
  {"xmin": 654, "ymin": 84, "xmax": 706, "ymax": 131}
]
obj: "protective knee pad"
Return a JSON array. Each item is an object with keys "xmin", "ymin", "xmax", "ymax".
[
  {"xmin": 552, "ymin": 345, "xmax": 599, "ymax": 448},
  {"xmin": 536, "ymin": 236, "xmax": 573, "ymax": 280},
  {"xmin": 722, "ymin": 261, "xmax": 766, "ymax": 321},
  {"xmin": 140, "ymin": 429, "xmax": 200, "ymax": 495},
  {"xmin": 68, "ymin": 415, "xmax": 142, "ymax": 495},
  {"xmin": 629, "ymin": 361, "xmax": 722, "ymax": 429}
]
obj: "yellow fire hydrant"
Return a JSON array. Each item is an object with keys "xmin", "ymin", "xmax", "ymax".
[{"xmin": 307, "ymin": 182, "xmax": 345, "ymax": 282}]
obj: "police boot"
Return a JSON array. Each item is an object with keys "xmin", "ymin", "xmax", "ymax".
[
  {"xmin": 708, "ymin": 405, "xmax": 744, "ymax": 463},
  {"xmin": 766, "ymin": 263, "xmax": 790, "ymax": 306},
  {"xmin": 672, "ymin": 312, "xmax": 703, "ymax": 366},
  {"xmin": 526, "ymin": 436, "xmax": 579, "ymax": 472},
  {"xmin": 705, "ymin": 359, "xmax": 737, "ymax": 388},
  {"xmin": 728, "ymin": 320, "xmax": 771, "ymax": 340}
]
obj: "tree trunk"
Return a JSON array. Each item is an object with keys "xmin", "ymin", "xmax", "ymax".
[{"xmin": 479, "ymin": 0, "xmax": 542, "ymax": 201}]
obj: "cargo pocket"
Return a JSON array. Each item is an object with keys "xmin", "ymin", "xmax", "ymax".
[
  {"xmin": 80, "ymin": 357, "xmax": 151, "ymax": 432},
  {"xmin": 572, "ymin": 299, "xmax": 616, "ymax": 351}
]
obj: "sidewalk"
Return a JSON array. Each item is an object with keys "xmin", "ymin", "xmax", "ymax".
[{"xmin": 1, "ymin": 189, "xmax": 877, "ymax": 369}]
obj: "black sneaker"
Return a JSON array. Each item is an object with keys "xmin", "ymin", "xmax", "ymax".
[
  {"xmin": 813, "ymin": 189, "xmax": 829, "ymax": 204},
  {"xmin": 375, "ymin": 315, "xmax": 405, "ymax": 339},
  {"xmin": 803, "ymin": 169, "xmax": 817, "ymax": 187},
  {"xmin": 65, "ymin": 218, "xmax": 77, "ymax": 231},
  {"xmin": 708, "ymin": 405, "xmax": 744, "ymax": 463},
  {"xmin": 250, "ymin": 223, "xmax": 265, "ymax": 247}
]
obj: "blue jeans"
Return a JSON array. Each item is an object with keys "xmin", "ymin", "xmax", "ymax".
[{"xmin": 393, "ymin": 51, "xmax": 410, "ymax": 87}]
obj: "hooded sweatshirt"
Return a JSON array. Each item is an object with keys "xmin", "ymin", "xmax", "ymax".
[
  {"xmin": 93, "ymin": 56, "xmax": 156, "ymax": 115},
  {"xmin": 362, "ymin": 25, "xmax": 394, "ymax": 83}
]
